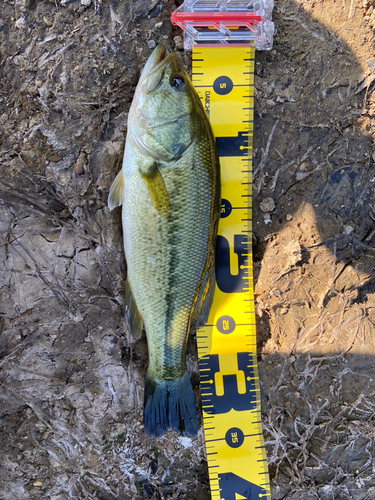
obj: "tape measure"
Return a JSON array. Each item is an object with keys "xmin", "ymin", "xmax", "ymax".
[{"xmin": 192, "ymin": 46, "xmax": 271, "ymax": 500}]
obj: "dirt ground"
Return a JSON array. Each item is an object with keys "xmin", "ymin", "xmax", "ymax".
[{"xmin": 1, "ymin": 0, "xmax": 375, "ymax": 499}]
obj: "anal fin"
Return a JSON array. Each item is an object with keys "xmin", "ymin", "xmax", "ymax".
[
  {"xmin": 125, "ymin": 280, "xmax": 143, "ymax": 339},
  {"xmin": 190, "ymin": 266, "xmax": 216, "ymax": 332}
]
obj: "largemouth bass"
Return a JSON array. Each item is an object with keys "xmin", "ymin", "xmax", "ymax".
[{"xmin": 108, "ymin": 45, "xmax": 221, "ymax": 438}]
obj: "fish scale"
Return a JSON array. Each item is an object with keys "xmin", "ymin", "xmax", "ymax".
[{"xmin": 124, "ymin": 148, "xmax": 214, "ymax": 376}]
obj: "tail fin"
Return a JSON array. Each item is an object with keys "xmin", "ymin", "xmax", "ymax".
[{"xmin": 144, "ymin": 372, "xmax": 198, "ymax": 438}]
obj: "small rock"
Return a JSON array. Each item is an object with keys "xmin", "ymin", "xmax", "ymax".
[
  {"xmin": 43, "ymin": 16, "xmax": 53, "ymax": 27},
  {"xmin": 15, "ymin": 16, "xmax": 25, "ymax": 29},
  {"xmin": 299, "ymin": 161, "xmax": 310, "ymax": 171},
  {"xmin": 33, "ymin": 480, "xmax": 43, "ymax": 487},
  {"xmin": 75, "ymin": 157, "xmax": 85, "ymax": 175},
  {"xmin": 81, "ymin": 0, "xmax": 92, "ymax": 5},
  {"xmin": 148, "ymin": 39, "xmax": 156, "ymax": 49},
  {"xmin": 81, "ymin": 151, "xmax": 88, "ymax": 164},
  {"xmin": 174, "ymin": 35, "xmax": 184, "ymax": 50},
  {"xmin": 260, "ymin": 197, "xmax": 275, "ymax": 213},
  {"xmin": 263, "ymin": 213, "xmax": 272, "ymax": 225},
  {"xmin": 344, "ymin": 225, "xmax": 353, "ymax": 235},
  {"xmin": 286, "ymin": 214, "xmax": 293, "ymax": 221},
  {"xmin": 295, "ymin": 171, "xmax": 310, "ymax": 181}
]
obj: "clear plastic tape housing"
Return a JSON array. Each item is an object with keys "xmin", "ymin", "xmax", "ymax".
[{"xmin": 171, "ymin": 0, "xmax": 274, "ymax": 50}]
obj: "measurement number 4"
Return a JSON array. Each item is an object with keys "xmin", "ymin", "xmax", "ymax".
[{"xmin": 218, "ymin": 472, "xmax": 267, "ymax": 500}]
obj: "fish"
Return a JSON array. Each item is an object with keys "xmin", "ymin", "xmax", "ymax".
[{"xmin": 108, "ymin": 45, "xmax": 221, "ymax": 438}]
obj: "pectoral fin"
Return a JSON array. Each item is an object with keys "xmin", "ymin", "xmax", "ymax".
[
  {"xmin": 140, "ymin": 162, "xmax": 170, "ymax": 216},
  {"xmin": 108, "ymin": 170, "xmax": 125, "ymax": 211},
  {"xmin": 125, "ymin": 280, "xmax": 144, "ymax": 339}
]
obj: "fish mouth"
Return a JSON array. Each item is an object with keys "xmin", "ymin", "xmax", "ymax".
[
  {"xmin": 139, "ymin": 45, "xmax": 176, "ymax": 82},
  {"xmin": 146, "ymin": 45, "xmax": 167, "ymax": 72}
]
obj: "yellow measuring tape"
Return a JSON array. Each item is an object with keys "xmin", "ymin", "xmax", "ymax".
[{"xmin": 193, "ymin": 46, "xmax": 271, "ymax": 500}]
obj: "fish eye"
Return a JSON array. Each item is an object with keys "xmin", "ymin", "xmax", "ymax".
[{"xmin": 170, "ymin": 75, "xmax": 185, "ymax": 89}]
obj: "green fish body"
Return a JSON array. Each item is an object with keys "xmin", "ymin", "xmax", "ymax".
[{"xmin": 108, "ymin": 46, "xmax": 221, "ymax": 437}]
